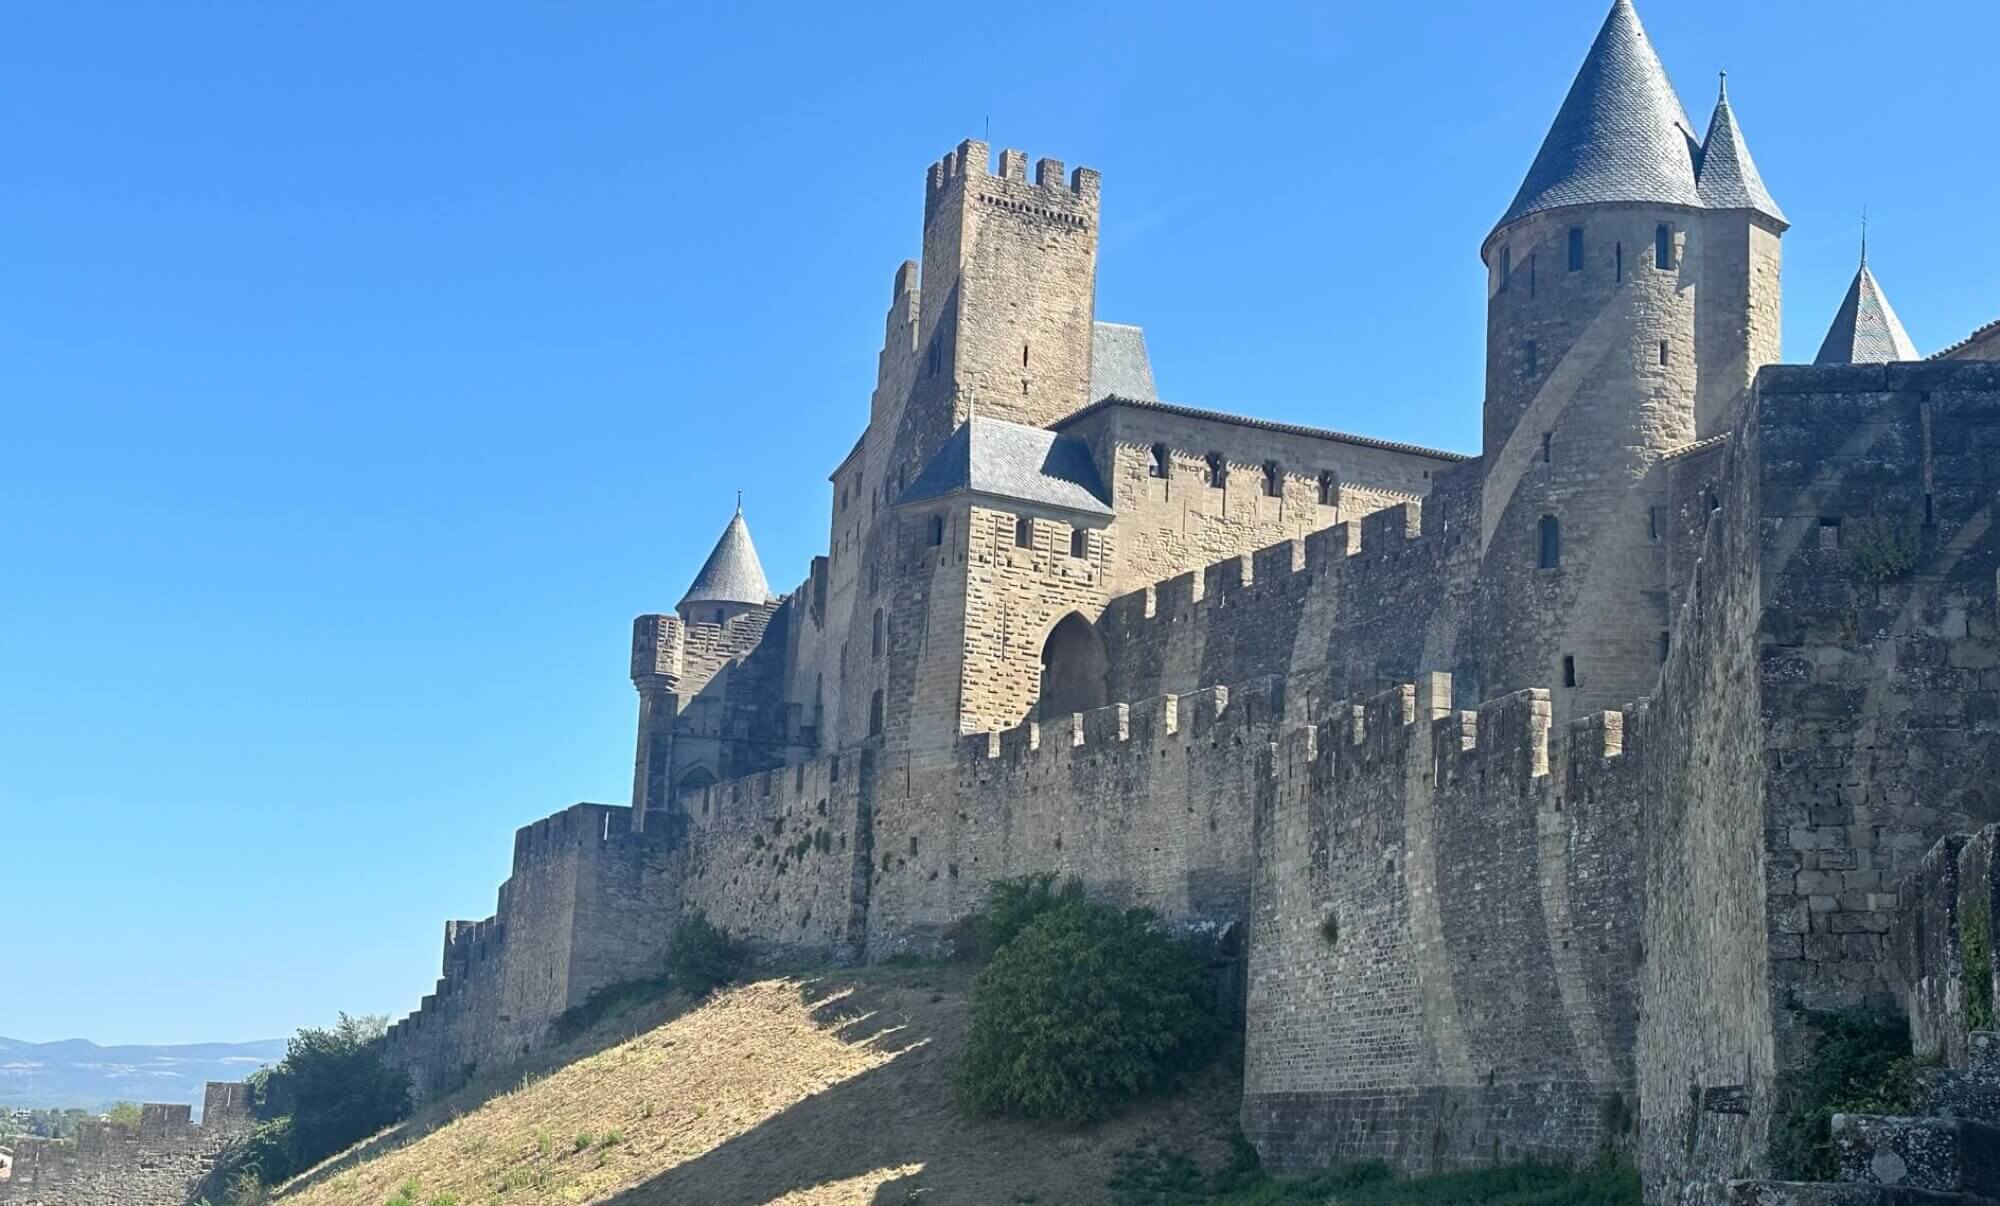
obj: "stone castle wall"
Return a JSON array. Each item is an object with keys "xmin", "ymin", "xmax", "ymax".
[{"xmin": 0, "ymin": 1083, "xmax": 251, "ymax": 1206}]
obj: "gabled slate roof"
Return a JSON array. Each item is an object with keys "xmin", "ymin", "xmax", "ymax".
[
  {"xmin": 897, "ymin": 416, "xmax": 1114, "ymax": 516},
  {"xmin": 1695, "ymin": 77, "xmax": 1785, "ymax": 225},
  {"xmin": 1814, "ymin": 261, "xmax": 1921, "ymax": 365},
  {"xmin": 1494, "ymin": 0, "xmax": 1701, "ymax": 235},
  {"xmin": 1090, "ymin": 322, "xmax": 1158, "ymax": 402},
  {"xmin": 679, "ymin": 506, "xmax": 773, "ymax": 609}
]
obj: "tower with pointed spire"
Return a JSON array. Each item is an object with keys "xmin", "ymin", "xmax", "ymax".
[
  {"xmin": 675, "ymin": 501, "xmax": 772, "ymax": 627},
  {"xmin": 1813, "ymin": 237, "xmax": 1921, "ymax": 364},
  {"xmin": 1475, "ymin": 0, "xmax": 1787, "ymax": 717}
]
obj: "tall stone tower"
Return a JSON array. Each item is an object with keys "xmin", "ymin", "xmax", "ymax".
[{"xmin": 1474, "ymin": 0, "xmax": 1785, "ymax": 718}]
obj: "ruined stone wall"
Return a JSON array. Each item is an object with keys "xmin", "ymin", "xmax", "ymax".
[
  {"xmin": 1897, "ymin": 825, "xmax": 1999, "ymax": 1070},
  {"xmin": 0, "ymin": 1085, "xmax": 251, "ymax": 1206},
  {"xmin": 1242, "ymin": 680, "xmax": 1643, "ymax": 1174}
]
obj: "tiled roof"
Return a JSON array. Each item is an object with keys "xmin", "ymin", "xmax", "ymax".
[
  {"xmin": 1055, "ymin": 395, "xmax": 1470, "ymax": 463},
  {"xmin": 897, "ymin": 416, "xmax": 1114, "ymax": 516},
  {"xmin": 679, "ymin": 507, "xmax": 773, "ymax": 608},
  {"xmin": 1931, "ymin": 316, "xmax": 2000, "ymax": 361},
  {"xmin": 1695, "ymin": 78, "xmax": 1785, "ymax": 225},
  {"xmin": 1814, "ymin": 262, "xmax": 1921, "ymax": 365},
  {"xmin": 1494, "ymin": 0, "xmax": 1701, "ymax": 236},
  {"xmin": 1090, "ymin": 322, "xmax": 1157, "ymax": 402}
]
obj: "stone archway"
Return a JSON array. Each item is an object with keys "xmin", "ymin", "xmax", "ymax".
[{"xmin": 1036, "ymin": 612, "xmax": 1108, "ymax": 720}]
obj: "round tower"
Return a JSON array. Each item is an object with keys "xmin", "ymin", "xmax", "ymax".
[
  {"xmin": 1474, "ymin": 0, "xmax": 1783, "ymax": 717},
  {"xmin": 676, "ymin": 500, "xmax": 772, "ymax": 627}
]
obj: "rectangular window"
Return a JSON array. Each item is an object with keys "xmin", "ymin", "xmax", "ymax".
[
  {"xmin": 1318, "ymin": 472, "xmax": 1338, "ymax": 506},
  {"xmin": 1500, "ymin": 246, "xmax": 1512, "ymax": 292},
  {"xmin": 1616, "ymin": 242, "xmax": 1624, "ymax": 283},
  {"xmin": 1655, "ymin": 224, "xmax": 1672, "ymax": 269},
  {"xmin": 1567, "ymin": 226, "xmax": 1584, "ymax": 271},
  {"xmin": 1659, "ymin": 631, "xmax": 1670, "ymax": 663},
  {"xmin": 1070, "ymin": 528, "xmax": 1087, "ymax": 558},
  {"xmin": 1529, "ymin": 252, "xmax": 1537, "ymax": 298},
  {"xmin": 1541, "ymin": 432, "xmax": 1552, "ymax": 464},
  {"xmin": 1525, "ymin": 340, "xmax": 1538, "ymax": 377},
  {"xmin": 1562, "ymin": 655, "xmax": 1577, "ymax": 688},
  {"xmin": 1659, "ymin": 341, "xmax": 1670, "ymax": 366},
  {"xmin": 1648, "ymin": 505, "xmax": 1658, "ymax": 540}
]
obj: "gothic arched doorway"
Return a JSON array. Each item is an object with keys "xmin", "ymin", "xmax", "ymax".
[{"xmin": 1037, "ymin": 612, "xmax": 1108, "ymax": 719}]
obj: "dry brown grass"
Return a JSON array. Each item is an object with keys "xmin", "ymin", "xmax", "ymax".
[{"xmin": 273, "ymin": 964, "xmax": 1237, "ymax": 1206}]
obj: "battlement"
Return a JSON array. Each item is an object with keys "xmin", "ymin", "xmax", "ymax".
[
  {"xmin": 956, "ymin": 680, "xmax": 1281, "ymax": 772},
  {"xmin": 924, "ymin": 138, "xmax": 1100, "ymax": 221},
  {"xmin": 0, "ymin": 1083, "xmax": 252, "ymax": 1205},
  {"xmin": 1109, "ymin": 498, "xmax": 1427, "ymax": 627},
  {"xmin": 509, "ymin": 801, "xmax": 648, "ymax": 873}
]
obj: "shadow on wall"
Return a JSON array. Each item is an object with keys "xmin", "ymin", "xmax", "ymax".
[{"xmin": 1036, "ymin": 611, "xmax": 1108, "ymax": 720}]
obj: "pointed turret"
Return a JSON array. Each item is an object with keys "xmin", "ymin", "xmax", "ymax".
[
  {"xmin": 678, "ymin": 502, "xmax": 772, "ymax": 616},
  {"xmin": 1696, "ymin": 73, "xmax": 1785, "ymax": 226},
  {"xmin": 1492, "ymin": 0, "xmax": 1700, "ymax": 236},
  {"xmin": 1814, "ymin": 251, "xmax": 1920, "ymax": 364}
]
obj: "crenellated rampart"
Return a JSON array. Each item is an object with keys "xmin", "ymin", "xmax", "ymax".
[{"xmin": 0, "ymin": 1083, "xmax": 252, "ymax": 1206}]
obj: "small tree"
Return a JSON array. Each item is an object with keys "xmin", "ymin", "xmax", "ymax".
[
  {"xmin": 958, "ymin": 897, "xmax": 1220, "ymax": 1123},
  {"xmin": 103, "ymin": 1101, "xmax": 143, "ymax": 1131},
  {"xmin": 250, "ymin": 1014, "xmax": 408, "ymax": 1180}
]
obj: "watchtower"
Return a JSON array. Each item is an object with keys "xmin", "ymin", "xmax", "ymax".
[{"xmin": 1474, "ymin": 0, "xmax": 1785, "ymax": 717}]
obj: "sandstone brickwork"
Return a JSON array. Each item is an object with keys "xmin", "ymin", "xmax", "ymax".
[{"xmin": 373, "ymin": 6, "xmax": 2000, "ymax": 1204}]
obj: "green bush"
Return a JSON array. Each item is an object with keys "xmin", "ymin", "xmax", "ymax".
[
  {"xmin": 1771, "ymin": 1010, "xmax": 1917, "ymax": 1180},
  {"xmin": 957, "ymin": 896, "xmax": 1219, "ymax": 1122},
  {"xmin": 955, "ymin": 873, "xmax": 1085, "ymax": 962},
  {"xmin": 205, "ymin": 1014, "xmax": 409, "ymax": 1194},
  {"xmin": 666, "ymin": 912, "xmax": 748, "ymax": 998},
  {"xmin": 103, "ymin": 1101, "xmax": 143, "ymax": 1131}
]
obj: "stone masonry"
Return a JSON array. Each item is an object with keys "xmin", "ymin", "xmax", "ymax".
[
  {"xmin": 377, "ymin": 4, "xmax": 2000, "ymax": 1203},
  {"xmin": 0, "ymin": 1083, "xmax": 251, "ymax": 1206}
]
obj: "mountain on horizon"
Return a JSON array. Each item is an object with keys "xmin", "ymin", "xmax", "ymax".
[{"xmin": 0, "ymin": 1034, "xmax": 285, "ymax": 1114}]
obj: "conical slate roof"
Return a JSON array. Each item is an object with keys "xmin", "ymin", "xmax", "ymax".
[
  {"xmin": 1814, "ymin": 259, "xmax": 1920, "ymax": 365},
  {"xmin": 1695, "ymin": 76, "xmax": 1785, "ymax": 225},
  {"xmin": 679, "ymin": 505, "xmax": 772, "ymax": 610},
  {"xmin": 1494, "ymin": 0, "xmax": 1700, "ymax": 236}
]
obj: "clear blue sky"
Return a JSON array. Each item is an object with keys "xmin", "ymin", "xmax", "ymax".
[{"xmin": 3, "ymin": 1, "xmax": 1994, "ymax": 1045}]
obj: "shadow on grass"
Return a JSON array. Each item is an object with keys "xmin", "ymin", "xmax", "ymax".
[{"xmin": 276, "ymin": 984, "xmax": 701, "ymax": 1197}]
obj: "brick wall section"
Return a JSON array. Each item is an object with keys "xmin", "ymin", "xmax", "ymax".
[
  {"xmin": 1243, "ymin": 680, "xmax": 1642, "ymax": 1173},
  {"xmin": 677, "ymin": 752, "xmax": 874, "ymax": 960},
  {"xmin": 0, "ymin": 1083, "xmax": 251, "ymax": 1206}
]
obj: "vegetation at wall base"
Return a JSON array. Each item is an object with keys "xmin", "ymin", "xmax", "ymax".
[
  {"xmin": 957, "ymin": 884, "xmax": 1220, "ymax": 1123},
  {"xmin": 664, "ymin": 911, "xmax": 750, "ymax": 998},
  {"xmin": 951, "ymin": 872, "xmax": 1086, "ymax": 962},
  {"xmin": 1770, "ymin": 1008, "xmax": 1919, "ymax": 1181},
  {"xmin": 1109, "ymin": 1140, "xmax": 1641, "ymax": 1206}
]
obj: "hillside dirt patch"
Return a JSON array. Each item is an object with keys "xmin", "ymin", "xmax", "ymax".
[{"xmin": 275, "ymin": 964, "xmax": 1239, "ymax": 1205}]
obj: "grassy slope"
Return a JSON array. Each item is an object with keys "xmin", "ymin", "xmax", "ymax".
[{"xmin": 276, "ymin": 964, "xmax": 1238, "ymax": 1206}]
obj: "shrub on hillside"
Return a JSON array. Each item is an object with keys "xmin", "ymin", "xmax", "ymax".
[
  {"xmin": 957, "ymin": 896, "xmax": 1220, "ymax": 1122},
  {"xmin": 954, "ymin": 873, "xmax": 1086, "ymax": 962},
  {"xmin": 666, "ymin": 912, "xmax": 748, "ymax": 998}
]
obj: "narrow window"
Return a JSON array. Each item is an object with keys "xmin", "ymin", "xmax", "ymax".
[
  {"xmin": 1567, "ymin": 226, "xmax": 1584, "ymax": 271},
  {"xmin": 1147, "ymin": 443, "xmax": 1168, "ymax": 479},
  {"xmin": 927, "ymin": 515, "xmax": 944, "ymax": 547},
  {"xmin": 1659, "ymin": 631, "xmax": 1670, "ymax": 663},
  {"xmin": 1262, "ymin": 461, "xmax": 1282, "ymax": 498},
  {"xmin": 869, "ymin": 690, "xmax": 884, "ymax": 736},
  {"xmin": 1659, "ymin": 341, "xmax": 1670, "ymax": 366},
  {"xmin": 1924, "ymin": 493, "xmax": 1935, "ymax": 526},
  {"xmin": 1647, "ymin": 506, "xmax": 1659, "ymax": 541},
  {"xmin": 1525, "ymin": 340, "xmax": 1538, "ymax": 377},
  {"xmin": 1022, "ymin": 343, "xmax": 1030, "ymax": 368},
  {"xmin": 1818, "ymin": 517, "xmax": 1842, "ymax": 550},
  {"xmin": 1616, "ymin": 242, "xmax": 1623, "ymax": 283},
  {"xmin": 1070, "ymin": 528, "xmax": 1087, "ymax": 558},
  {"xmin": 1500, "ymin": 246, "xmax": 1512, "ymax": 292},
  {"xmin": 1015, "ymin": 516, "xmax": 1033, "ymax": 548},
  {"xmin": 1318, "ymin": 472, "xmax": 1338, "ymax": 506},
  {"xmin": 1655, "ymin": 224, "xmax": 1672, "ymax": 270},
  {"xmin": 1529, "ymin": 252, "xmax": 1537, "ymax": 298},
  {"xmin": 1538, "ymin": 515, "xmax": 1561, "ymax": 568},
  {"xmin": 1541, "ymin": 432, "xmax": 1552, "ymax": 464},
  {"xmin": 1562, "ymin": 656, "xmax": 1577, "ymax": 688},
  {"xmin": 1206, "ymin": 452, "xmax": 1227, "ymax": 488},
  {"xmin": 871, "ymin": 608, "xmax": 884, "ymax": 658},
  {"xmin": 927, "ymin": 341, "xmax": 941, "ymax": 376},
  {"xmin": 839, "ymin": 487, "xmax": 847, "ymax": 513}
]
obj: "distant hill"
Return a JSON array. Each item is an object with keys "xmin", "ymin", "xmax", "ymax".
[{"xmin": 0, "ymin": 1035, "xmax": 284, "ymax": 1113}]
